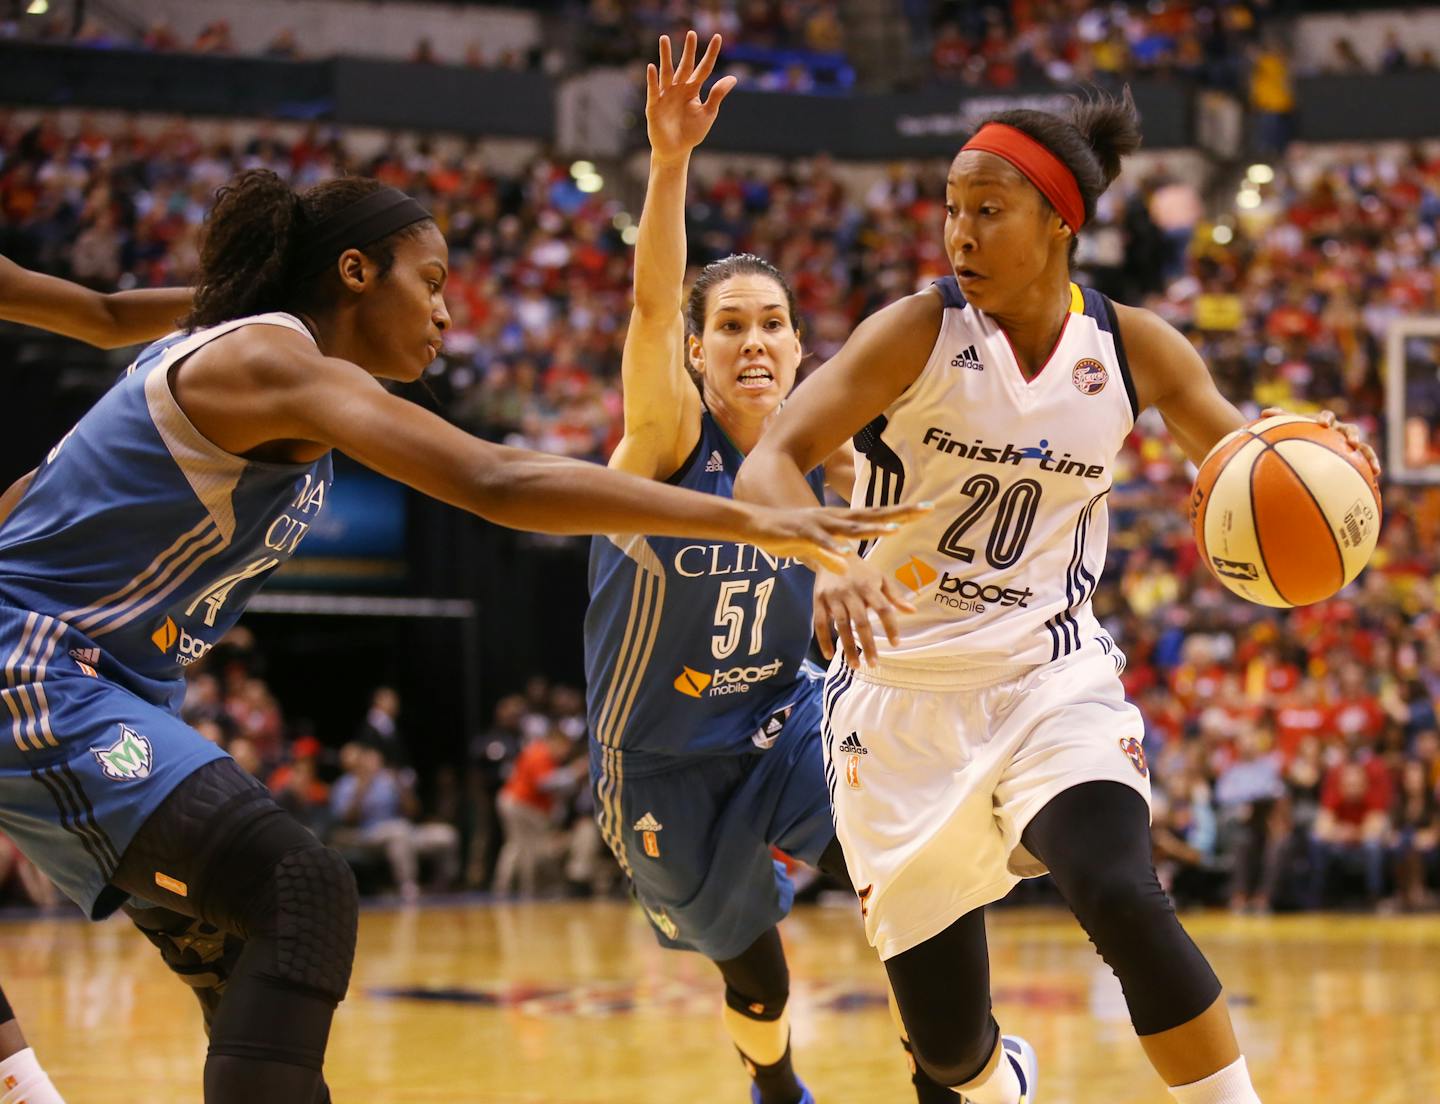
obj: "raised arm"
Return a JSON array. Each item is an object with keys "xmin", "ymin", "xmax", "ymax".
[
  {"xmin": 609, "ymin": 31, "xmax": 735, "ymax": 480},
  {"xmin": 0, "ymin": 256, "xmax": 191, "ymax": 349}
]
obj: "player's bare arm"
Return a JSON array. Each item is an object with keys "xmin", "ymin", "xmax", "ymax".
[
  {"xmin": 609, "ymin": 32, "xmax": 734, "ymax": 481},
  {"xmin": 1118, "ymin": 302, "xmax": 1380, "ymax": 474},
  {"xmin": 0, "ymin": 256, "xmax": 191, "ymax": 350},
  {"xmin": 1116, "ymin": 302, "xmax": 1247, "ymax": 466},
  {"xmin": 178, "ymin": 325, "xmax": 919, "ymax": 573}
]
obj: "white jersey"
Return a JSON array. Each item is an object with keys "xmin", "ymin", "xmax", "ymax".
[{"xmin": 852, "ymin": 277, "xmax": 1137, "ymax": 670}]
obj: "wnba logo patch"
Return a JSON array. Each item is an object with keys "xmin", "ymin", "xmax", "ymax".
[
  {"xmin": 1072, "ymin": 358, "xmax": 1108, "ymax": 395},
  {"xmin": 1118, "ymin": 736, "xmax": 1148, "ymax": 778},
  {"xmin": 839, "ymin": 732, "xmax": 867, "ymax": 789},
  {"xmin": 633, "ymin": 812, "xmax": 663, "ymax": 858}
]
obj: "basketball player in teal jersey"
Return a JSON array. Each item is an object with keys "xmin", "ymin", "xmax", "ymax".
[
  {"xmin": 0, "ymin": 172, "xmax": 919, "ymax": 1103},
  {"xmin": 738, "ymin": 93, "xmax": 1378, "ymax": 1104},
  {"xmin": 584, "ymin": 34, "xmax": 949, "ymax": 1104},
  {"xmin": 0, "ymin": 256, "xmax": 193, "ymax": 1104}
]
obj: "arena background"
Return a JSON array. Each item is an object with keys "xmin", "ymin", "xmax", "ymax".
[{"xmin": 0, "ymin": 1, "xmax": 1438, "ymax": 1099}]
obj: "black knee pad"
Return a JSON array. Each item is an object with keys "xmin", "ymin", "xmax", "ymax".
[
  {"xmin": 1026, "ymin": 783, "xmax": 1222, "ymax": 1035},
  {"xmin": 716, "ymin": 927, "xmax": 790, "ymax": 1022},
  {"xmin": 233, "ymin": 838, "xmax": 359, "ymax": 1003},
  {"xmin": 907, "ymin": 1018, "xmax": 998, "ymax": 1088},
  {"xmin": 203, "ymin": 838, "xmax": 357, "ymax": 1078},
  {"xmin": 117, "ymin": 759, "xmax": 359, "ymax": 1006}
]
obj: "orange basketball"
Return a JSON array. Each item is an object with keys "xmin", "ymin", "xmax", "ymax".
[{"xmin": 1190, "ymin": 415, "xmax": 1382, "ymax": 607}]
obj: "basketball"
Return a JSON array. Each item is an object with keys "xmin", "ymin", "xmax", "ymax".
[{"xmin": 1191, "ymin": 414, "xmax": 1382, "ymax": 607}]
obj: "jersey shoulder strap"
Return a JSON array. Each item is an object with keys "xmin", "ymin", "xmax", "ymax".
[{"xmin": 1078, "ymin": 286, "xmax": 1138, "ymax": 421}]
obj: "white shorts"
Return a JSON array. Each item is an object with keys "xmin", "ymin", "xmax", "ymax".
[{"xmin": 822, "ymin": 645, "xmax": 1151, "ymax": 960}]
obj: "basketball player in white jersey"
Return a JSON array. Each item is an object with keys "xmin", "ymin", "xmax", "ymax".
[
  {"xmin": 0, "ymin": 256, "xmax": 192, "ymax": 1104},
  {"xmin": 736, "ymin": 92, "xmax": 1377, "ymax": 1104}
]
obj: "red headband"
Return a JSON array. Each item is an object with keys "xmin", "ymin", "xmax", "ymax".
[{"xmin": 961, "ymin": 123, "xmax": 1086, "ymax": 232}]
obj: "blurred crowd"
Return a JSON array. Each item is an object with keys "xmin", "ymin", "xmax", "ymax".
[
  {"xmin": 11, "ymin": 13, "xmax": 538, "ymax": 70},
  {"xmin": 1, "ymin": 105, "xmax": 1439, "ymax": 913},
  {"xmin": 8, "ymin": 0, "xmax": 1288, "ymax": 96},
  {"xmin": 1316, "ymin": 31, "xmax": 1440, "ymax": 77},
  {"xmin": 913, "ymin": 0, "xmax": 1270, "ymax": 92},
  {"xmin": 580, "ymin": 0, "xmax": 851, "ymax": 92}
]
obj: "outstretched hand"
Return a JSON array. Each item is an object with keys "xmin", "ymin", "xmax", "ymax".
[
  {"xmin": 646, "ymin": 32, "xmax": 737, "ymax": 165},
  {"xmin": 744, "ymin": 502, "xmax": 931, "ymax": 578}
]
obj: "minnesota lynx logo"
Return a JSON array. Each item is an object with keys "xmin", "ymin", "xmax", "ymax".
[{"xmin": 92, "ymin": 725, "xmax": 153, "ymax": 781}]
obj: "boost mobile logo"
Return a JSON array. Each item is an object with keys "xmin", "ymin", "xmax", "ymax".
[
  {"xmin": 150, "ymin": 617, "xmax": 213, "ymax": 666},
  {"xmin": 674, "ymin": 660, "xmax": 784, "ymax": 698},
  {"xmin": 673, "ymin": 666, "xmax": 713, "ymax": 698},
  {"xmin": 895, "ymin": 556, "xmax": 938, "ymax": 592}
]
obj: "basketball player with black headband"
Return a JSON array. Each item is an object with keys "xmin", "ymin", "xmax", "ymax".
[
  {"xmin": 0, "ymin": 258, "xmax": 193, "ymax": 1104},
  {"xmin": 0, "ymin": 174, "xmax": 921, "ymax": 1103},
  {"xmin": 737, "ymin": 92, "xmax": 1379, "ymax": 1104}
]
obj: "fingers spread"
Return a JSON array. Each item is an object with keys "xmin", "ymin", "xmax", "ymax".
[
  {"xmin": 676, "ymin": 29, "xmax": 698, "ymax": 81},
  {"xmin": 692, "ymin": 32, "xmax": 721, "ymax": 86},
  {"xmin": 703, "ymin": 74, "xmax": 738, "ymax": 111},
  {"xmin": 850, "ymin": 600, "xmax": 878, "ymax": 663},
  {"xmin": 814, "ymin": 599, "xmax": 835, "ymax": 661},
  {"xmin": 834, "ymin": 611, "xmax": 860, "ymax": 669},
  {"xmin": 878, "ymin": 575, "xmax": 918, "ymax": 615}
]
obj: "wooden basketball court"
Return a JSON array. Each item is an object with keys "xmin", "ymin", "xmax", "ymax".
[{"xmin": 3, "ymin": 901, "xmax": 1435, "ymax": 1102}]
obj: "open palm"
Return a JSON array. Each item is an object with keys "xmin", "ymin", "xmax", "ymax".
[{"xmin": 646, "ymin": 32, "xmax": 737, "ymax": 164}]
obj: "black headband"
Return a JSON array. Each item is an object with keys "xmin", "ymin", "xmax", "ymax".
[{"xmin": 295, "ymin": 187, "xmax": 433, "ymax": 279}]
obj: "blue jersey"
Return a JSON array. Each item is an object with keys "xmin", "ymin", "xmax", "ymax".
[
  {"xmin": 0, "ymin": 312, "xmax": 332, "ymax": 714},
  {"xmin": 584, "ymin": 410, "xmax": 826, "ymax": 761}
]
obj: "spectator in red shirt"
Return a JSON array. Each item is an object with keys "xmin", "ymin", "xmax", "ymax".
[
  {"xmin": 493, "ymin": 723, "xmax": 575, "ymax": 897},
  {"xmin": 1310, "ymin": 758, "xmax": 1391, "ymax": 908},
  {"xmin": 1275, "ymin": 682, "xmax": 1330, "ymax": 762},
  {"xmin": 1329, "ymin": 661, "xmax": 1386, "ymax": 746},
  {"xmin": 269, "ymin": 736, "xmax": 331, "ymax": 836}
]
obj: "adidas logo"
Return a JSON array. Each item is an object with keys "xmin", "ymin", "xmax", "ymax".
[
  {"xmin": 633, "ymin": 812, "xmax": 664, "ymax": 832},
  {"xmin": 839, "ymin": 732, "xmax": 868, "ymax": 756},
  {"xmin": 950, "ymin": 344, "xmax": 984, "ymax": 371},
  {"xmin": 69, "ymin": 647, "xmax": 100, "ymax": 666},
  {"xmin": 704, "ymin": 450, "xmax": 725, "ymax": 473}
]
